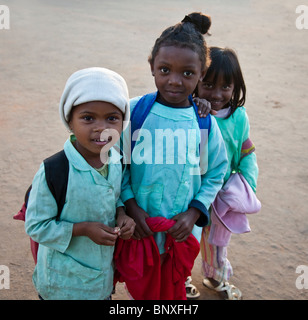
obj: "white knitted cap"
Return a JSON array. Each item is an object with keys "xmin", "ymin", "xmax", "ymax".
[{"xmin": 59, "ymin": 67, "xmax": 130, "ymax": 130}]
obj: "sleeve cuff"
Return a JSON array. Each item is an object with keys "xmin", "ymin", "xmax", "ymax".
[
  {"xmin": 116, "ymin": 198, "xmax": 124, "ymax": 208},
  {"xmin": 188, "ymin": 199, "xmax": 209, "ymax": 227},
  {"xmin": 120, "ymin": 188, "xmax": 135, "ymax": 204}
]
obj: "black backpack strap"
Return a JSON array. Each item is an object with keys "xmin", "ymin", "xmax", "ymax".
[
  {"xmin": 43, "ymin": 150, "xmax": 69, "ymax": 220},
  {"xmin": 24, "ymin": 185, "xmax": 33, "ymax": 206}
]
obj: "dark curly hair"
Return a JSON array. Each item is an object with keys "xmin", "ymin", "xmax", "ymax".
[{"xmin": 148, "ymin": 12, "xmax": 212, "ymax": 72}]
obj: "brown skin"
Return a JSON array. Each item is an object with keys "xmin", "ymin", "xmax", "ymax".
[
  {"xmin": 68, "ymin": 101, "xmax": 124, "ymax": 168},
  {"xmin": 69, "ymin": 101, "xmax": 136, "ymax": 245},
  {"xmin": 73, "ymin": 207, "xmax": 136, "ymax": 245},
  {"xmin": 194, "ymin": 96, "xmax": 217, "ymax": 117},
  {"xmin": 126, "ymin": 46, "xmax": 207, "ymax": 243}
]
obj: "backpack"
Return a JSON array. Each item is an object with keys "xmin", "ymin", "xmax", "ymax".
[
  {"xmin": 15, "ymin": 92, "xmax": 210, "ymax": 263},
  {"xmin": 130, "ymin": 91, "xmax": 211, "ymax": 152},
  {"xmin": 14, "ymin": 148, "xmax": 126, "ymax": 264},
  {"xmin": 14, "ymin": 150, "xmax": 69, "ymax": 263}
]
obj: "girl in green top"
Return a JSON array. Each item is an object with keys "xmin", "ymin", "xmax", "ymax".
[{"xmin": 189, "ymin": 47, "xmax": 259, "ymax": 300}]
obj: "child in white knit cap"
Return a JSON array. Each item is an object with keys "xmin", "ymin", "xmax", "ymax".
[{"xmin": 25, "ymin": 67, "xmax": 135, "ymax": 300}]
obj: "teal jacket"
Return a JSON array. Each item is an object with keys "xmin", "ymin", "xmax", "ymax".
[
  {"xmin": 25, "ymin": 139, "xmax": 123, "ymax": 300},
  {"xmin": 215, "ymin": 107, "xmax": 259, "ymax": 192},
  {"xmin": 121, "ymin": 97, "xmax": 228, "ymax": 251}
]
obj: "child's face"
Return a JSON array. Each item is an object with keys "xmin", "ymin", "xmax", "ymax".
[
  {"xmin": 197, "ymin": 73, "xmax": 234, "ymax": 111},
  {"xmin": 150, "ymin": 46, "xmax": 205, "ymax": 107},
  {"xmin": 68, "ymin": 101, "xmax": 123, "ymax": 166}
]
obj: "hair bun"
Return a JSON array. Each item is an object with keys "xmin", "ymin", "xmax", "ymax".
[{"xmin": 181, "ymin": 12, "xmax": 211, "ymax": 35}]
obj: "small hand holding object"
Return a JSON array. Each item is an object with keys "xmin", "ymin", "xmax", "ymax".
[{"xmin": 116, "ymin": 206, "xmax": 136, "ymax": 240}]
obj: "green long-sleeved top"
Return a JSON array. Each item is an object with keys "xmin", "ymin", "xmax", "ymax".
[
  {"xmin": 215, "ymin": 107, "xmax": 258, "ymax": 192},
  {"xmin": 25, "ymin": 139, "xmax": 123, "ymax": 300},
  {"xmin": 120, "ymin": 97, "xmax": 228, "ymax": 251}
]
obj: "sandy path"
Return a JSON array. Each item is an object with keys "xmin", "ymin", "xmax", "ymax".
[{"xmin": 0, "ymin": 0, "xmax": 307, "ymax": 300}]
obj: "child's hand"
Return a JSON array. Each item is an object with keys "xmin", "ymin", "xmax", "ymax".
[
  {"xmin": 167, "ymin": 208, "xmax": 201, "ymax": 242},
  {"xmin": 193, "ymin": 97, "xmax": 217, "ymax": 117},
  {"xmin": 116, "ymin": 207, "xmax": 136, "ymax": 240},
  {"xmin": 124, "ymin": 198, "xmax": 154, "ymax": 240},
  {"xmin": 73, "ymin": 222, "xmax": 119, "ymax": 246}
]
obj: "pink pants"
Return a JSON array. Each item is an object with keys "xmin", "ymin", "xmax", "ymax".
[{"xmin": 200, "ymin": 225, "xmax": 233, "ymax": 283}]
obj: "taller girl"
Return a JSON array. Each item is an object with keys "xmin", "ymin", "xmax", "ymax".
[{"xmin": 117, "ymin": 13, "xmax": 228, "ymax": 300}]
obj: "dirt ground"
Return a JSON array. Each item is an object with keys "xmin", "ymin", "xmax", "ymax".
[{"xmin": 1, "ymin": 0, "xmax": 308, "ymax": 300}]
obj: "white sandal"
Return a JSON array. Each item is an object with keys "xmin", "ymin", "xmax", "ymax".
[
  {"xmin": 203, "ymin": 278, "xmax": 242, "ymax": 300},
  {"xmin": 185, "ymin": 276, "xmax": 200, "ymax": 299}
]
